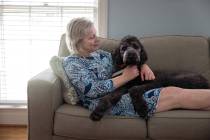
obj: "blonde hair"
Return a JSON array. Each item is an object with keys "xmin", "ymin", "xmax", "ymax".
[{"xmin": 66, "ymin": 17, "xmax": 94, "ymax": 54}]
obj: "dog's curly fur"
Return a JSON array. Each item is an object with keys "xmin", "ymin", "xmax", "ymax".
[{"xmin": 89, "ymin": 35, "xmax": 210, "ymax": 121}]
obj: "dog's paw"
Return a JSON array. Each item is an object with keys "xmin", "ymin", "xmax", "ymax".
[
  {"xmin": 129, "ymin": 87, "xmax": 149, "ymax": 119},
  {"xmin": 128, "ymin": 86, "xmax": 141, "ymax": 98},
  {"xmin": 89, "ymin": 97, "xmax": 112, "ymax": 121},
  {"xmin": 89, "ymin": 111, "xmax": 103, "ymax": 121},
  {"xmin": 133, "ymin": 98, "xmax": 148, "ymax": 119},
  {"xmin": 137, "ymin": 102, "xmax": 148, "ymax": 119}
]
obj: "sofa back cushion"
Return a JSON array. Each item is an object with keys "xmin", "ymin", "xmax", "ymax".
[
  {"xmin": 58, "ymin": 34, "xmax": 70, "ymax": 57},
  {"xmin": 140, "ymin": 36, "xmax": 209, "ymax": 73},
  {"xmin": 58, "ymin": 34, "xmax": 210, "ymax": 77}
]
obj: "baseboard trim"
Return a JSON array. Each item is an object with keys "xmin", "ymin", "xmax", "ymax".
[{"xmin": 0, "ymin": 108, "xmax": 28, "ymax": 125}]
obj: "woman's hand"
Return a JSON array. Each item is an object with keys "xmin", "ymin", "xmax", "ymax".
[
  {"xmin": 112, "ymin": 66, "xmax": 139, "ymax": 89},
  {"xmin": 122, "ymin": 66, "xmax": 139, "ymax": 82},
  {"xmin": 140, "ymin": 64, "xmax": 155, "ymax": 81}
]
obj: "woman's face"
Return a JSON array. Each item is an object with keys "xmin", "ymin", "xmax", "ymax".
[{"xmin": 79, "ymin": 26, "xmax": 99, "ymax": 56}]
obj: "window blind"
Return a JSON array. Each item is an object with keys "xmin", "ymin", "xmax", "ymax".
[{"xmin": 0, "ymin": 0, "xmax": 98, "ymax": 105}]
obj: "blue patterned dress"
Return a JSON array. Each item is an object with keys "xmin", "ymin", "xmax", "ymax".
[{"xmin": 63, "ymin": 49, "xmax": 161, "ymax": 117}]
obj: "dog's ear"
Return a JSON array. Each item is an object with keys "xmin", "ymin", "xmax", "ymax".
[
  {"xmin": 139, "ymin": 41, "xmax": 148, "ymax": 65},
  {"xmin": 112, "ymin": 45, "xmax": 123, "ymax": 67}
]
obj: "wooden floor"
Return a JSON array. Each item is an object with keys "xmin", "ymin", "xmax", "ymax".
[{"xmin": 0, "ymin": 125, "xmax": 27, "ymax": 140}]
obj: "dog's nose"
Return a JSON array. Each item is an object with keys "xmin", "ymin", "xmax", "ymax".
[
  {"xmin": 128, "ymin": 50, "xmax": 139, "ymax": 58},
  {"xmin": 127, "ymin": 52, "xmax": 136, "ymax": 57},
  {"xmin": 126, "ymin": 54, "xmax": 135, "ymax": 60},
  {"xmin": 125, "ymin": 55, "xmax": 139, "ymax": 65}
]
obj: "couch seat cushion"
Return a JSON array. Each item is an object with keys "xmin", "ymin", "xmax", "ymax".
[
  {"xmin": 148, "ymin": 110, "xmax": 210, "ymax": 140},
  {"xmin": 54, "ymin": 104, "xmax": 147, "ymax": 140}
]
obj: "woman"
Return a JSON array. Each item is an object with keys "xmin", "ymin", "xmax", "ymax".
[{"xmin": 63, "ymin": 17, "xmax": 210, "ymax": 118}]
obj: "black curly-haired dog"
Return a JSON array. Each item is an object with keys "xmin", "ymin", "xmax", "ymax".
[{"xmin": 89, "ymin": 35, "xmax": 210, "ymax": 121}]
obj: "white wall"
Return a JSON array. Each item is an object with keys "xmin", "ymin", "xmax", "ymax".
[{"xmin": 0, "ymin": 108, "xmax": 27, "ymax": 125}]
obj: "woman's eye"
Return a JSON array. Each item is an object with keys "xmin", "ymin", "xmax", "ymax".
[{"xmin": 89, "ymin": 34, "xmax": 96, "ymax": 39}]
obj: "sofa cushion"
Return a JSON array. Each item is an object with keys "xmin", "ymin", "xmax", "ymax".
[
  {"xmin": 98, "ymin": 37, "xmax": 120, "ymax": 54},
  {"xmin": 54, "ymin": 104, "xmax": 147, "ymax": 140},
  {"xmin": 58, "ymin": 34, "xmax": 210, "ymax": 74},
  {"xmin": 50, "ymin": 56, "xmax": 78, "ymax": 105},
  {"xmin": 140, "ymin": 35, "xmax": 210, "ymax": 73},
  {"xmin": 148, "ymin": 110, "xmax": 210, "ymax": 140},
  {"xmin": 58, "ymin": 34, "xmax": 71, "ymax": 57}
]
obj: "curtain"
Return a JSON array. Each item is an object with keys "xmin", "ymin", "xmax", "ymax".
[{"xmin": 0, "ymin": 0, "xmax": 98, "ymax": 105}]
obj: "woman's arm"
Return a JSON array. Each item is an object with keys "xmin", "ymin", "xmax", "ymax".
[
  {"xmin": 65, "ymin": 63, "xmax": 114, "ymax": 99},
  {"xmin": 112, "ymin": 65, "xmax": 139, "ymax": 89}
]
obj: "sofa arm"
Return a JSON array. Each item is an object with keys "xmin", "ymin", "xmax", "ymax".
[{"xmin": 27, "ymin": 69, "xmax": 63, "ymax": 140}]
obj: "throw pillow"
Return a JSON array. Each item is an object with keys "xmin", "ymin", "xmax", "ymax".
[{"xmin": 49, "ymin": 56, "xmax": 79, "ymax": 105}]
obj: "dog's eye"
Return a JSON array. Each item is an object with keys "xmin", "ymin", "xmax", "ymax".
[
  {"xmin": 132, "ymin": 44, "xmax": 139, "ymax": 49},
  {"xmin": 121, "ymin": 45, "xmax": 127, "ymax": 51}
]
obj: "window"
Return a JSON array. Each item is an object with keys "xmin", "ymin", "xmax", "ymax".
[{"xmin": 0, "ymin": 0, "xmax": 107, "ymax": 105}]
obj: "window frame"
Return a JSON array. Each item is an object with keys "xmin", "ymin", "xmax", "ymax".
[{"xmin": 98, "ymin": 0, "xmax": 108, "ymax": 38}]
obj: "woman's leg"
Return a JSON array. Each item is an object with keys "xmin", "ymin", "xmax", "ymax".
[{"xmin": 155, "ymin": 87, "xmax": 210, "ymax": 113}]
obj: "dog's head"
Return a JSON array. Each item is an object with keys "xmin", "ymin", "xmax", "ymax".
[{"xmin": 113, "ymin": 35, "xmax": 148, "ymax": 68}]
